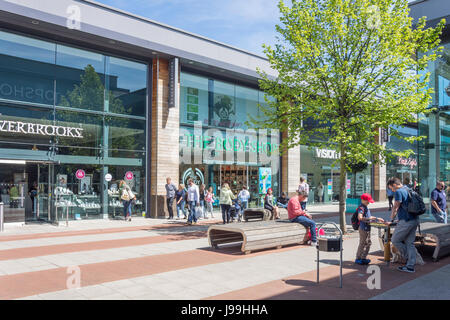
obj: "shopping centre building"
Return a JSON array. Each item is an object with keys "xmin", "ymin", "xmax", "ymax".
[{"xmin": 0, "ymin": 0, "xmax": 446, "ymax": 223}]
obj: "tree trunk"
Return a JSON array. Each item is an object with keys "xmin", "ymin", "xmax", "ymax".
[{"xmin": 339, "ymin": 144, "xmax": 347, "ymax": 234}]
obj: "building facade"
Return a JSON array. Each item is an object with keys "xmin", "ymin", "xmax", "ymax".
[{"xmin": 0, "ymin": 0, "xmax": 387, "ymax": 223}]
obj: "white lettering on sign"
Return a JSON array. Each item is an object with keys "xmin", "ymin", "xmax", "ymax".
[
  {"xmin": 0, "ymin": 120, "xmax": 83, "ymax": 139},
  {"xmin": 397, "ymin": 157, "xmax": 417, "ymax": 169},
  {"xmin": 315, "ymin": 148, "xmax": 340, "ymax": 159}
]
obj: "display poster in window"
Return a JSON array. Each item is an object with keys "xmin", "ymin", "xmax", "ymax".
[
  {"xmin": 213, "ymin": 94, "xmax": 236, "ymax": 128},
  {"xmin": 79, "ymin": 175, "xmax": 92, "ymax": 195},
  {"xmin": 259, "ymin": 167, "xmax": 272, "ymax": 194},
  {"xmin": 57, "ymin": 174, "xmax": 67, "ymax": 188},
  {"xmin": 327, "ymin": 179, "xmax": 332, "ymax": 195},
  {"xmin": 356, "ymin": 173, "xmax": 365, "ymax": 195},
  {"xmin": 347, "ymin": 179, "xmax": 351, "ymax": 194},
  {"xmin": 186, "ymin": 87, "xmax": 199, "ymax": 123}
]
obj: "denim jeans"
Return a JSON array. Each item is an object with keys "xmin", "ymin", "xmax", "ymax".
[
  {"xmin": 221, "ymin": 204, "xmax": 231, "ymax": 224},
  {"xmin": 432, "ymin": 210, "xmax": 448, "ymax": 224},
  {"xmin": 187, "ymin": 201, "xmax": 197, "ymax": 223},
  {"xmin": 206, "ymin": 201, "xmax": 214, "ymax": 217},
  {"xmin": 166, "ymin": 197, "xmax": 174, "ymax": 218},
  {"xmin": 290, "ymin": 215, "xmax": 316, "ymax": 242},
  {"xmin": 391, "ymin": 218, "xmax": 419, "ymax": 269},
  {"xmin": 277, "ymin": 202, "xmax": 288, "ymax": 209},
  {"xmin": 176, "ymin": 200, "xmax": 186, "ymax": 218},
  {"xmin": 122, "ymin": 200, "xmax": 132, "ymax": 218},
  {"xmin": 241, "ymin": 201, "xmax": 248, "ymax": 210},
  {"xmin": 200, "ymin": 200, "xmax": 207, "ymax": 218}
]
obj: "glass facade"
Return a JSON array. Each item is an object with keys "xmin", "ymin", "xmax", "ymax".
[
  {"xmin": 417, "ymin": 41, "xmax": 450, "ymax": 205},
  {"xmin": 386, "ymin": 125, "xmax": 419, "ymax": 186},
  {"xmin": 300, "ymin": 145, "xmax": 372, "ymax": 204},
  {"xmin": 179, "ymin": 72, "xmax": 280, "ymax": 207},
  {"xmin": 0, "ymin": 30, "xmax": 148, "ymax": 223}
]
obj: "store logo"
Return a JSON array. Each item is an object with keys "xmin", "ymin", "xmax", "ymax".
[
  {"xmin": 315, "ymin": 148, "xmax": 340, "ymax": 159},
  {"xmin": 0, "ymin": 120, "xmax": 83, "ymax": 138},
  {"xmin": 397, "ymin": 157, "xmax": 417, "ymax": 169},
  {"xmin": 125, "ymin": 171, "xmax": 134, "ymax": 181},
  {"xmin": 182, "ymin": 168, "xmax": 204, "ymax": 186}
]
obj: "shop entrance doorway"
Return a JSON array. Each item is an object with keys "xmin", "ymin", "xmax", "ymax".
[{"xmin": 0, "ymin": 160, "xmax": 54, "ymax": 223}]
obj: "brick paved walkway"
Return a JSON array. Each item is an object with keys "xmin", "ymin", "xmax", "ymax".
[{"xmin": 0, "ymin": 209, "xmax": 448, "ymax": 300}]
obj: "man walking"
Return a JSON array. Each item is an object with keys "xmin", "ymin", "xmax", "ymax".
[
  {"xmin": 297, "ymin": 177, "xmax": 310, "ymax": 210},
  {"xmin": 387, "ymin": 177, "xmax": 419, "ymax": 273},
  {"xmin": 186, "ymin": 179, "xmax": 200, "ymax": 225},
  {"xmin": 288, "ymin": 190, "xmax": 317, "ymax": 246},
  {"xmin": 430, "ymin": 181, "xmax": 447, "ymax": 224},
  {"xmin": 165, "ymin": 177, "xmax": 177, "ymax": 219}
]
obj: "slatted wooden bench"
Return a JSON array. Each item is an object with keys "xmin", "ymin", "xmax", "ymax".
[
  {"xmin": 207, "ymin": 220, "xmax": 307, "ymax": 254},
  {"xmin": 242, "ymin": 208, "xmax": 272, "ymax": 221},
  {"xmin": 416, "ymin": 222, "xmax": 450, "ymax": 261}
]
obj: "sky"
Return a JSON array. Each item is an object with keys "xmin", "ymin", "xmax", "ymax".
[
  {"xmin": 94, "ymin": 0, "xmax": 417, "ymax": 57},
  {"xmin": 94, "ymin": 0, "xmax": 281, "ymax": 56}
]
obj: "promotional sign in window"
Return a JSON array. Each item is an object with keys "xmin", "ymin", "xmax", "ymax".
[
  {"xmin": 259, "ymin": 167, "xmax": 272, "ymax": 194},
  {"xmin": 327, "ymin": 179, "xmax": 333, "ymax": 195},
  {"xmin": 347, "ymin": 179, "xmax": 351, "ymax": 194}
]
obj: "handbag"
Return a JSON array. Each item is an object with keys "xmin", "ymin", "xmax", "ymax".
[
  {"xmin": 121, "ymin": 188, "xmax": 130, "ymax": 201},
  {"xmin": 128, "ymin": 188, "xmax": 136, "ymax": 200}
]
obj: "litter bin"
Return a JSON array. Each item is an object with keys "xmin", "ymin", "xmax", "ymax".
[{"xmin": 316, "ymin": 222, "xmax": 343, "ymax": 288}]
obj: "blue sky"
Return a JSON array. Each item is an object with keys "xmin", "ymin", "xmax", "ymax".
[{"xmin": 94, "ymin": 0, "xmax": 280, "ymax": 56}]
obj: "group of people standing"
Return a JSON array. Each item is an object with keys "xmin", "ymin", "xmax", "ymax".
[{"xmin": 165, "ymin": 177, "xmax": 254, "ymax": 225}]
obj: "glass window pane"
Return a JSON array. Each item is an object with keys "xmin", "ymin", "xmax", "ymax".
[
  {"xmin": 0, "ymin": 31, "xmax": 55, "ymax": 106},
  {"xmin": 180, "ymin": 73, "xmax": 209, "ymax": 125},
  {"xmin": 212, "ymin": 80, "xmax": 235, "ymax": 129},
  {"xmin": 55, "ymin": 110, "xmax": 102, "ymax": 157},
  {"xmin": 107, "ymin": 57, "xmax": 147, "ymax": 116},
  {"xmin": 106, "ymin": 117, "xmax": 146, "ymax": 158},
  {"xmin": 235, "ymin": 86, "xmax": 258, "ymax": 130},
  {"xmin": 0, "ymin": 104, "xmax": 53, "ymax": 150},
  {"xmin": 56, "ymin": 45, "xmax": 105, "ymax": 111}
]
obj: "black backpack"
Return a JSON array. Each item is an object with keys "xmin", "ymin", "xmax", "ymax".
[
  {"xmin": 403, "ymin": 187, "xmax": 426, "ymax": 217},
  {"xmin": 351, "ymin": 205, "xmax": 363, "ymax": 230}
]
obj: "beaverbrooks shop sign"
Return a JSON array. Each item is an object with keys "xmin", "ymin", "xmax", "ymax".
[{"xmin": 0, "ymin": 120, "xmax": 84, "ymax": 138}]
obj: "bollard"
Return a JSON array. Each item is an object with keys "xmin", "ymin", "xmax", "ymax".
[{"xmin": 0, "ymin": 202, "xmax": 4, "ymax": 232}]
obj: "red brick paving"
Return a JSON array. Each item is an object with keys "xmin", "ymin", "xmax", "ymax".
[
  {"xmin": 0, "ymin": 240, "xmax": 309, "ymax": 299},
  {"xmin": 0, "ymin": 231, "xmax": 207, "ymax": 261},
  {"xmin": 206, "ymin": 254, "xmax": 450, "ymax": 300}
]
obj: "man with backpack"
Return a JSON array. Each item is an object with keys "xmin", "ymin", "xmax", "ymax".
[{"xmin": 387, "ymin": 177, "xmax": 424, "ymax": 273}]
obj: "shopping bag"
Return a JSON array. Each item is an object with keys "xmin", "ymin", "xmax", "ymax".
[
  {"xmin": 307, "ymin": 227, "xmax": 325, "ymax": 239},
  {"xmin": 195, "ymin": 206, "xmax": 203, "ymax": 219}
]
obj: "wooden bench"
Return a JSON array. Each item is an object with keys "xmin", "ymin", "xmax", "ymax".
[
  {"xmin": 417, "ymin": 222, "xmax": 450, "ymax": 261},
  {"xmin": 207, "ymin": 220, "xmax": 307, "ymax": 254},
  {"xmin": 242, "ymin": 208, "xmax": 272, "ymax": 221}
]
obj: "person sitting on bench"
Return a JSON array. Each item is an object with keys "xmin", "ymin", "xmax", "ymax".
[{"xmin": 288, "ymin": 190, "xmax": 317, "ymax": 246}]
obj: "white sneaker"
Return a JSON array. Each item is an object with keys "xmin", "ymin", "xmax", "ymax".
[{"xmin": 310, "ymin": 241, "xmax": 318, "ymax": 247}]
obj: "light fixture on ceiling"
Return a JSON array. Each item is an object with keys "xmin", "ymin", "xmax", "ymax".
[
  {"xmin": 188, "ymin": 61, "xmax": 194, "ymax": 64},
  {"xmin": 152, "ymin": 52, "xmax": 157, "ymax": 55},
  {"xmin": 31, "ymin": 20, "xmax": 39, "ymax": 25},
  {"xmin": 0, "ymin": 159, "xmax": 26, "ymax": 165},
  {"xmin": 108, "ymin": 40, "xmax": 116, "ymax": 44}
]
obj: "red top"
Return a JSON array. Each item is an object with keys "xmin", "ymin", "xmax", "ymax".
[{"xmin": 287, "ymin": 196, "xmax": 306, "ymax": 220}]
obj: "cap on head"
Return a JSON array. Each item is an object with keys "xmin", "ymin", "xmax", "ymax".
[{"xmin": 361, "ymin": 193, "xmax": 374, "ymax": 203}]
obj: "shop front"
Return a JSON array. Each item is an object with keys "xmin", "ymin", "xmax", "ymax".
[
  {"xmin": 0, "ymin": 30, "xmax": 148, "ymax": 223},
  {"xmin": 300, "ymin": 145, "xmax": 373, "ymax": 205},
  {"xmin": 179, "ymin": 72, "xmax": 280, "ymax": 207}
]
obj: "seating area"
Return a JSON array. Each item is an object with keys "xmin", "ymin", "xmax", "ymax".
[
  {"xmin": 207, "ymin": 220, "xmax": 307, "ymax": 254},
  {"xmin": 416, "ymin": 222, "xmax": 450, "ymax": 261}
]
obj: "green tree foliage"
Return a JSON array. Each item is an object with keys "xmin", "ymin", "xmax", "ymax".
[{"xmin": 253, "ymin": 0, "xmax": 445, "ymax": 232}]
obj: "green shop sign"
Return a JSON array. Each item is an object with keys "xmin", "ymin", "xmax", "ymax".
[{"xmin": 182, "ymin": 134, "xmax": 279, "ymax": 155}]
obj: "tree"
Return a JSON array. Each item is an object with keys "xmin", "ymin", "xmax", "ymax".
[{"xmin": 252, "ymin": 0, "xmax": 445, "ymax": 232}]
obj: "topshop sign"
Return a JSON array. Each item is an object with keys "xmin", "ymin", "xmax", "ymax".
[{"xmin": 0, "ymin": 120, "xmax": 84, "ymax": 138}]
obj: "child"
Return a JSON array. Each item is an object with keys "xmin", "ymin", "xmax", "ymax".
[
  {"xmin": 355, "ymin": 193, "xmax": 384, "ymax": 265},
  {"xmin": 205, "ymin": 187, "xmax": 215, "ymax": 218}
]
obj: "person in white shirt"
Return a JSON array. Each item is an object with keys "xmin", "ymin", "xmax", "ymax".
[
  {"xmin": 298, "ymin": 177, "xmax": 310, "ymax": 210},
  {"xmin": 186, "ymin": 179, "xmax": 200, "ymax": 225},
  {"xmin": 238, "ymin": 186, "xmax": 250, "ymax": 210}
]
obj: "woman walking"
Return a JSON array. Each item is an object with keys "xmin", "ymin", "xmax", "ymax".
[
  {"xmin": 205, "ymin": 186, "xmax": 215, "ymax": 218},
  {"xmin": 119, "ymin": 180, "xmax": 135, "ymax": 221},
  {"xmin": 219, "ymin": 183, "xmax": 235, "ymax": 224},
  {"xmin": 176, "ymin": 184, "xmax": 187, "ymax": 219},
  {"xmin": 199, "ymin": 184, "xmax": 207, "ymax": 219},
  {"xmin": 264, "ymin": 188, "xmax": 280, "ymax": 219}
]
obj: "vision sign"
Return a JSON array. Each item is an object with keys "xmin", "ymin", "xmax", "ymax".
[
  {"xmin": 0, "ymin": 120, "xmax": 83, "ymax": 139},
  {"xmin": 315, "ymin": 148, "xmax": 341, "ymax": 159}
]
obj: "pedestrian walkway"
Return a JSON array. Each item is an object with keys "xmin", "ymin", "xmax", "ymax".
[{"xmin": 0, "ymin": 214, "xmax": 447, "ymax": 300}]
